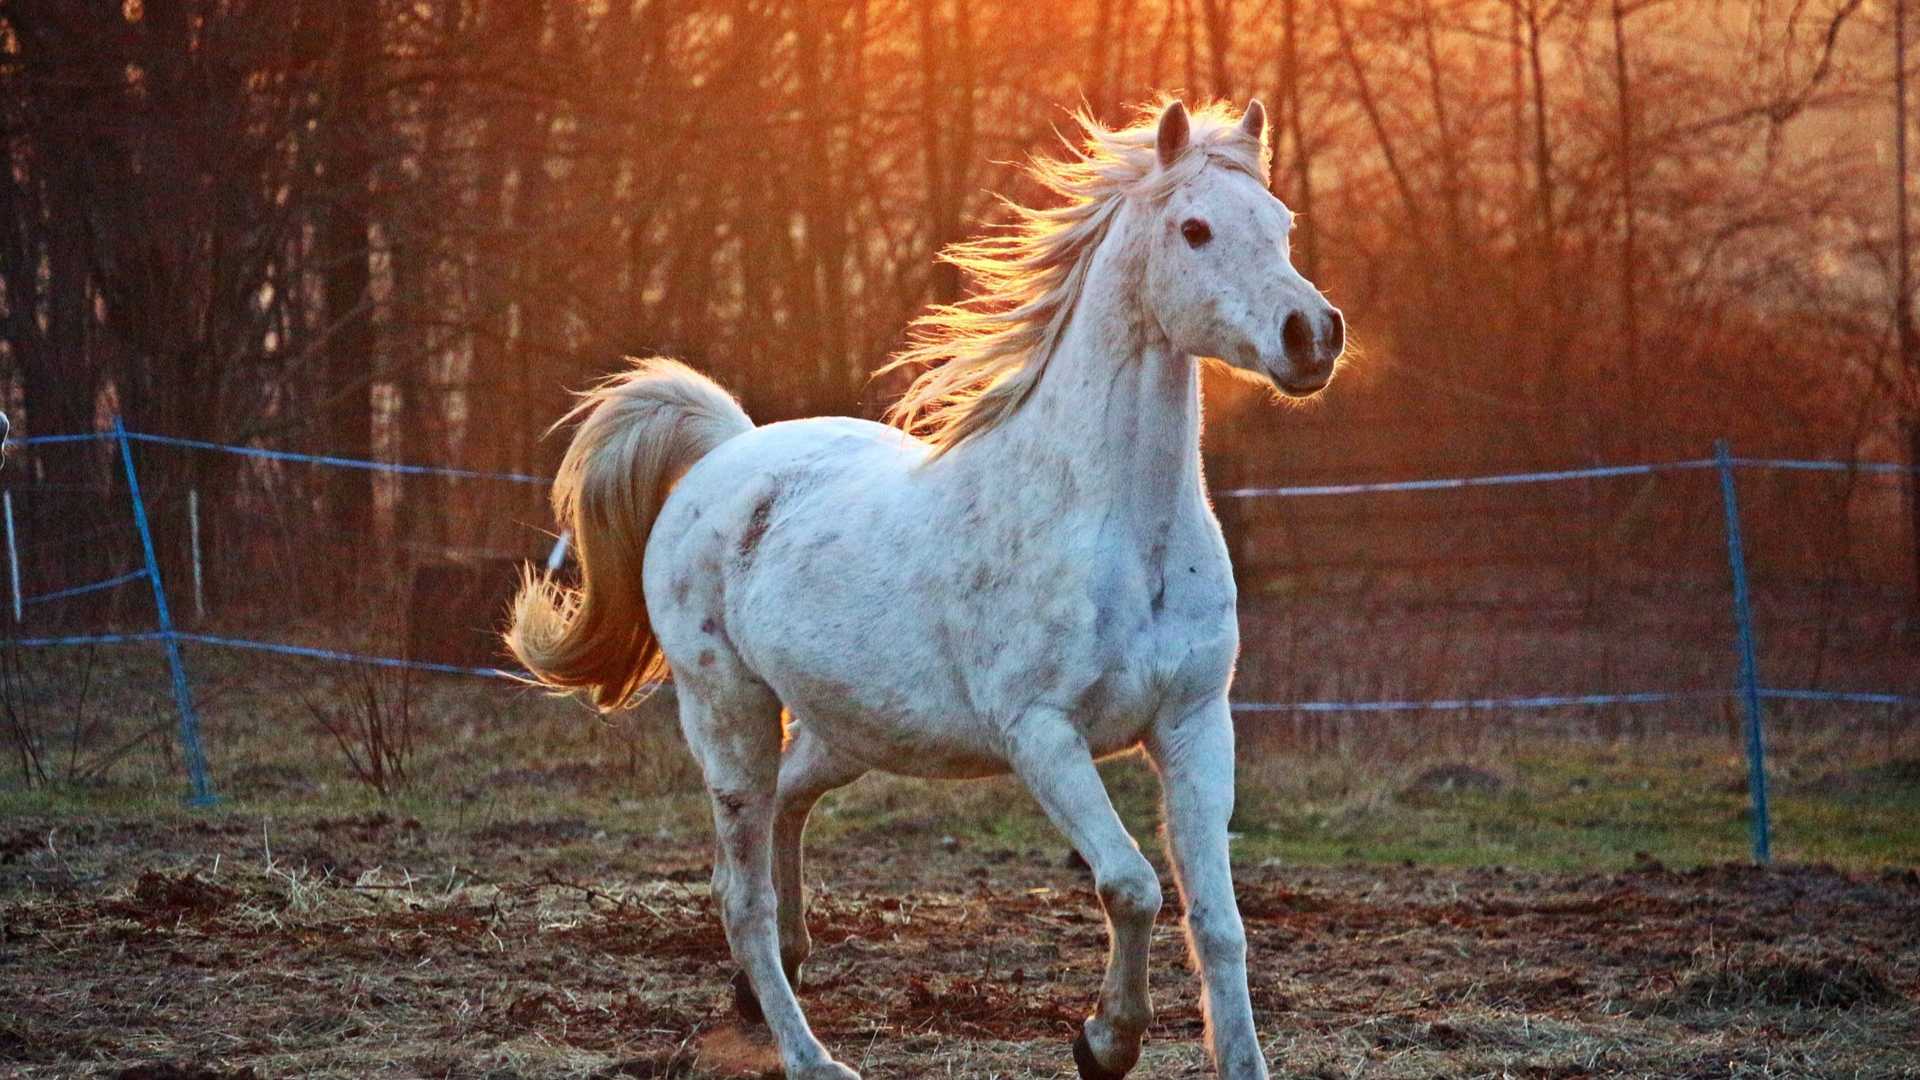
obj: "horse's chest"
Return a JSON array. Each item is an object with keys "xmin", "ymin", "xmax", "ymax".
[{"xmin": 1073, "ymin": 566, "xmax": 1238, "ymax": 751}]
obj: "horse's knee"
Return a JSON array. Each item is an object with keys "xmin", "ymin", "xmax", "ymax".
[
  {"xmin": 1097, "ymin": 862, "xmax": 1162, "ymax": 927},
  {"xmin": 721, "ymin": 884, "xmax": 776, "ymax": 931},
  {"xmin": 1187, "ymin": 907, "xmax": 1247, "ymax": 968},
  {"xmin": 712, "ymin": 863, "xmax": 775, "ymax": 939}
]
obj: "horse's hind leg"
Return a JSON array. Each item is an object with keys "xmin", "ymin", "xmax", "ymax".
[
  {"xmin": 734, "ymin": 721, "xmax": 866, "ymax": 1023},
  {"xmin": 679, "ymin": 687, "xmax": 860, "ymax": 1080}
]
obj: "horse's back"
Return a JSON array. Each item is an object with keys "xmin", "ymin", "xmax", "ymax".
[
  {"xmin": 644, "ymin": 413, "xmax": 923, "ymax": 582},
  {"xmin": 643, "ymin": 415, "xmax": 917, "ymax": 645},
  {"xmin": 643, "ymin": 415, "xmax": 1026, "ymax": 772}
]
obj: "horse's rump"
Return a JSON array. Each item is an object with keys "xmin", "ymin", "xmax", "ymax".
[{"xmin": 506, "ymin": 356, "xmax": 752, "ymax": 710}]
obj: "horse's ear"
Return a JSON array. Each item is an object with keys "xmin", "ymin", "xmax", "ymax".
[
  {"xmin": 1240, "ymin": 98, "xmax": 1266, "ymax": 143},
  {"xmin": 1156, "ymin": 100, "xmax": 1191, "ymax": 169}
]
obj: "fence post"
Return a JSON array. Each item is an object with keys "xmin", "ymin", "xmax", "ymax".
[
  {"xmin": 4, "ymin": 490, "xmax": 19, "ymax": 624},
  {"xmin": 188, "ymin": 488, "xmax": 206, "ymax": 620},
  {"xmin": 1714, "ymin": 438, "xmax": 1770, "ymax": 864},
  {"xmin": 114, "ymin": 417, "xmax": 217, "ymax": 806}
]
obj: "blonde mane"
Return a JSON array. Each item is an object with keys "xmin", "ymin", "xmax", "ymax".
[{"xmin": 879, "ymin": 99, "xmax": 1270, "ymax": 455}]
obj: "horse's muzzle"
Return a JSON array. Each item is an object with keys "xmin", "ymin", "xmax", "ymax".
[{"xmin": 1275, "ymin": 375, "xmax": 1330, "ymax": 398}]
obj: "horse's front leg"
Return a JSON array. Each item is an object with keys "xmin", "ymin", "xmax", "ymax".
[
  {"xmin": 1006, "ymin": 711, "xmax": 1161, "ymax": 1079},
  {"xmin": 1146, "ymin": 699, "xmax": 1269, "ymax": 1080}
]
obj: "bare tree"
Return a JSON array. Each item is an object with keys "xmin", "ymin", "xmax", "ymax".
[{"xmin": 0, "ymin": 0, "xmax": 1908, "ymax": 628}]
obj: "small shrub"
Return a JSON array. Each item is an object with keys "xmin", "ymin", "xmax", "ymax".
[
  {"xmin": 0, "ymin": 643, "xmax": 46, "ymax": 786},
  {"xmin": 303, "ymin": 664, "xmax": 416, "ymax": 797}
]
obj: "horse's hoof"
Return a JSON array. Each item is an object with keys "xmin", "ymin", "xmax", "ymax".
[
  {"xmin": 730, "ymin": 969, "xmax": 763, "ymax": 1024},
  {"xmin": 1073, "ymin": 1028, "xmax": 1132, "ymax": 1080},
  {"xmin": 792, "ymin": 1063, "xmax": 860, "ymax": 1080}
]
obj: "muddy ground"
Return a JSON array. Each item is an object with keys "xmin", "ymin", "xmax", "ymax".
[{"xmin": 2, "ymin": 813, "xmax": 1916, "ymax": 1079}]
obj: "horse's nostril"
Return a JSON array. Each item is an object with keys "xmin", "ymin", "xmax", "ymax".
[
  {"xmin": 1282, "ymin": 311, "xmax": 1314, "ymax": 364},
  {"xmin": 1326, "ymin": 309, "xmax": 1345, "ymax": 355}
]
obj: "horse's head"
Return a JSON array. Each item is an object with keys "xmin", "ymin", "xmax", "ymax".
[{"xmin": 1141, "ymin": 100, "xmax": 1343, "ymax": 398}]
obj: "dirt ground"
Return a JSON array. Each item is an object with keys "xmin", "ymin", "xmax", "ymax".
[{"xmin": 2, "ymin": 812, "xmax": 1917, "ymax": 1079}]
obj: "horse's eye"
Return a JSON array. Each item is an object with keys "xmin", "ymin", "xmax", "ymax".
[{"xmin": 1180, "ymin": 219, "xmax": 1212, "ymax": 248}]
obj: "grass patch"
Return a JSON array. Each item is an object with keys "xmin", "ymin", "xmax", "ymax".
[
  {"xmin": 1217, "ymin": 725, "xmax": 1920, "ymax": 871},
  {"xmin": 2, "ymin": 646, "xmax": 1918, "ymax": 873}
]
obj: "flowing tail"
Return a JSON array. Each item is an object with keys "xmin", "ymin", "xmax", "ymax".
[{"xmin": 506, "ymin": 357, "xmax": 753, "ymax": 710}]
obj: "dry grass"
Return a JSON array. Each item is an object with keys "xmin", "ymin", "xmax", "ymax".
[
  {"xmin": 2, "ymin": 808, "xmax": 1917, "ymax": 1078},
  {"xmin": 1660, "ymin": 944, "xmax": 1898, "ymax": 1014},
  {"xmin": 2, "ymin": 648, "xmax": 1918, "ymax": 1077}
]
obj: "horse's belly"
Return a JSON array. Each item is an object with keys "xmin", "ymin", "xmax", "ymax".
[
  {"xmin": 796, "ymin": 698, "xmax": 1013, "ymax": 780},
  {"xmin": 780, "ymin": 606, "xmax": 1234, "ymax": 776},
  {"xmin": 741, "ymin": 640, "xmax": 1003, "ymax": 778}
]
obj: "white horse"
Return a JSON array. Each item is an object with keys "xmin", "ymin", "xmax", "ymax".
[{"xmin": 509, "ymin": 98, "xmax": 1344, "ymax": 1080}]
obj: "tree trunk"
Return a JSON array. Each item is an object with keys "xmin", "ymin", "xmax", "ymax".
[
  {"xmin": 24, "ymin": 219, "xmax": 101, "ymax": 602},
  {"xmin": 1524, "ymin": 0, "xmax": 1565, "ymax": 434},
  {"xmin": 1182, "ymin": 0, "xmax": 1199, "ymax": 94},
  {"xmin": 1201, "ymin": 0, "xmax": 1233, "ymax": 99},
  {"xmin": 1277, "ymin": 0, "xmax": 1317, "ymax": 280},
  {"xmin": 463, "ymin": 0, "xmax": 544, "ymax": 550},
  {"xmin": 1611, "ymin": 0, "xmax": 1643, "ymax": 460},
  {"xmin": 1509, "ymin": 0, "xmax": 1528, "ymax": 240},
  {"xmin": 1897, "ymin": 0, "xmax": 1919, "ymax": 602},
  {"xmin": 917, "ymin": 1, "xmax": 957, "ymax": 302},
  {"xmin": 1329, "ymin": 0, "xmax": 1427, "ymax": 241},
  {"xmin": 1525, "ymin": 1, "xmax": 1556, "ymax": 267},
  {"xmin": 1090, "ymin": 0, "xmax": 1115, "ymax": 118},
  {"xmin": 1418, "ymin": 0, "xmax": 1466, "ymax": 257},
  {"xmin": 3, "ymin": 11, "xmax": 113, "ymax": 611},
  {"xmin": 1899, "ymin": 0, "xmax": 1915, "ymax": 396},
  {"xmin": 318, "ymin": 1, "xmax": 378, "ymax": 573}
]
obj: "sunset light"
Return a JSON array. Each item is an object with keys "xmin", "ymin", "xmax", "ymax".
[{"xmin": 2, "ymin": 1, "xmax": 1916, "ymax": 1077}]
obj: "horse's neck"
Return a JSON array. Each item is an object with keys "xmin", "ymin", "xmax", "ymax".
[{"xmin": 958, "ymin": 237, "xmax": 1205, "ymax": 543}]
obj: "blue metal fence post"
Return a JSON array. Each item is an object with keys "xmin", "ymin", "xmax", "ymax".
[
  {"xmin": 1714, "ymin": 438, "xmax": 1770, "ymax": 863},
  {"xmin": 115, "ymin": 416, "xmax": 216, "ymax": 805}
]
